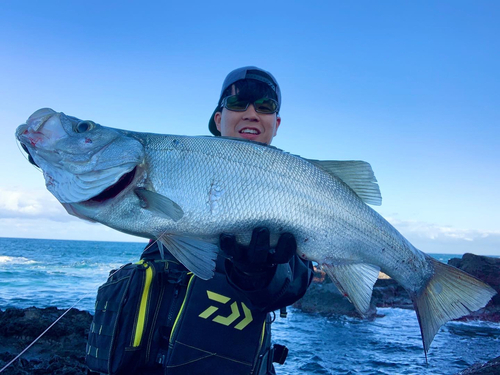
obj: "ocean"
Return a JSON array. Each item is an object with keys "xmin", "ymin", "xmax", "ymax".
[{"xmin": 0, "ymin": 237, "xmax": 499, "ymax": 374}]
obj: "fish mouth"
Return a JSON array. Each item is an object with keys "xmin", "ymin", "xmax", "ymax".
[
  {"xmin": 85, "ymin": 167, "xmax": 137, "ymax": 203},
  {"xmin": 19, "ymin": 142, "xmax": 40, "ymax": 168}
]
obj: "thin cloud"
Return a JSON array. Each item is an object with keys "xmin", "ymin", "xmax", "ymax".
[
  {"xmin": 387, "ymin": 217, "xmax": 500, "ymax": 241},
  {"xmin": 0, "ymin": 217, "xmax": 141, "ymax": 242},
  {"xmin": 387, "ymin": 217, "xmax": 500, "ymax": 256},
  {"xmin": 0, "ymin": 188, "xmax": 73, "ymax": 222}
]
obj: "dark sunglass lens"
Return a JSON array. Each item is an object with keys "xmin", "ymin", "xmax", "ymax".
[
  {"xmin": 225, "ymin": 95, "xmax": 249, "ymax": 111},
  {"xmin": 254, "ymin": 98, "xmax": 277, "ymax": 114}
]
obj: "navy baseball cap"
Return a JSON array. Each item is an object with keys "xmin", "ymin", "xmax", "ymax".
[{"xmin": 208, "ymin": 66, "xmax": 281, "ymax": 136}]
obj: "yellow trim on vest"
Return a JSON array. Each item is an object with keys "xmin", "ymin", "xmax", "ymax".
[
  {"xmin": 260, "ymin": 320, "xmax": 266, "ymax": 347},
  {"xmin": 132, "ymin": 261, "xmax": 153, "ymax": 347},
  {"xmin": 170, "ymin": 272, "xmax": 194, "ymax": 342}
]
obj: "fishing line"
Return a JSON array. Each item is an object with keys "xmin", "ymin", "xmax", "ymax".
[
  {"xmin": 15, "ymin": 138, "xmax": 41, "ymax": 172},
  {"xmin": 0, "ymin": 294, "xmax": 89, "ymax": 373},
  {"xmin": 0, "ymin": 239, "xmax": 162, "ymax": 373}
]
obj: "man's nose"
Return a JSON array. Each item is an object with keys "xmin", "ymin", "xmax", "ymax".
[{"xmin": 242, "ymin": 104, "xmax": 259, "ymax": 120}]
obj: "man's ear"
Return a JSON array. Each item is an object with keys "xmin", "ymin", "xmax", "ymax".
[
  {"xmin": 214, "ymin": 112, "xmax": 222, "ymax": 132},
  {"xmin": 274, "ymin": 115, "xmax": 281, "ymax": 136}
]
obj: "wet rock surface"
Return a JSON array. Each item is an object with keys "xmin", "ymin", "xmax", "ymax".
[
  {"xmin": 448, "ymin": 253, "xmax": 500, "ymax": 322},
  {"xmin": 456, "ymin": 356, "xmax": 500, "ymax": 375},
  {"xmin": 0, "ymin": 306, "xmax": 91, "ymax": 374}
]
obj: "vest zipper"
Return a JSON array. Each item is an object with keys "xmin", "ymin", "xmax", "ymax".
[
  {"xmin": 169, "ymin": 273, "xmax": 194, "ymax": 346},
  {"xmin": 167, "ymin": 286, "xmax": 180, "ymax": 325},
  {"xmin": 145, "ymin": 268, "xmax": 165, "ymax": 362}
]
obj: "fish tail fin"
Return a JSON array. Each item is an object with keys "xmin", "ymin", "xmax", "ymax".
[{"xmin": 412, "ymin": 257, "xmax": 496, "ymax": 357}]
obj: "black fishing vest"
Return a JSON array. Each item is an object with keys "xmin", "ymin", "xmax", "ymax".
[{"xmin": 86, "ymin": 251, "xmax": 287, "ymax": 375}]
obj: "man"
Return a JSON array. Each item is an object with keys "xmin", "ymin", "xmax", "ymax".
[
  {"xmin": 207, "ymin": 66, "xmax": 314, "ymax": 314},
  {"xmin": 86, "ymin": 67, "xmax": 313, "ymax": 375}
]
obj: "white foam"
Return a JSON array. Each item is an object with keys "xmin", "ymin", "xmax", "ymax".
[{"xmin": 0, "ymin": 256, "xmax": 37, "ymax": 265}]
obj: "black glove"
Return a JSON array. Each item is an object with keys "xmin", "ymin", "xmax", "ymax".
[{"xmin": 220, "ymin": 227, "xmax": 296, "ymax": 274}]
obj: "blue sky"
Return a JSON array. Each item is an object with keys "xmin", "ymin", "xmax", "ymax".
[{"xmin": 1, "ymin": 1, "xmax": 499, "ymax": 255}]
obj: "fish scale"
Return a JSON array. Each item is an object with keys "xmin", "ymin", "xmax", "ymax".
[{"xmin": 16, "ymin": 108, "xmax": 496, "ymax": 357}]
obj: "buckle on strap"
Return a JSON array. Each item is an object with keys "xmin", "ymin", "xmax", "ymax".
[
  {"xmin": 279, "ymin": 307, "xmax": 287, "ymax": 318},
  {"xmin": 272, "ymin": 344, "xmax": 288, "ymax": 365}
]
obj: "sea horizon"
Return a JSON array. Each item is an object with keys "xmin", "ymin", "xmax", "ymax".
[{"xmin": 1, "ymin": 236, "xmax": 499, "ymax": 257}]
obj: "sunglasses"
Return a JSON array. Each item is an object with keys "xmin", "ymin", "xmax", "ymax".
[{"xmin": 221, "ymin": 95, "xmax": 279, "ymax": 114}]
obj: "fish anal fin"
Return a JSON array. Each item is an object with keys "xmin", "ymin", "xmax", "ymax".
[
  {"xmin": 321, "ymin": 261, "xmax": 380, "ymax": 316},
  {"xmin": 412, "ymin": 257, "xmax": 497, "ymax": 357},
  {"xmin": 135, "ymin": 188, "xmax": 184, "ymax": 221},
  {"xmin": 158, "ymin": 234, "xmax": 218, "ymax": 280}
]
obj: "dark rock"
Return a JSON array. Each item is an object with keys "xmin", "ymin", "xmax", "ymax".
[
  {"xmin": 294, "ymin": 267, "xmax": 379, "ymax": 318},
  {"xmin": 293, "ymin": 280, "xmax": 372, "ymax": 318},
  {"xmin": 293, "ymin": 274, "xmax": 411, "ymax": 318},
  {"xmin": 294, "ymin": 254, "xmax": 500, "ymax": 322},
  {"xmin": 448, "ymin": 253, "xmax": 500, "ymax": 322},
  {"xmin": 456, "ymin": 356, "xmax": 500, "ymax": 375},
  {"xmin": 371, "ymin": 278, "xmax": 413, "ymax": 309},
  {"xmin": 0, "ymin": 307, "xmax": 92, "ymax": 375}
]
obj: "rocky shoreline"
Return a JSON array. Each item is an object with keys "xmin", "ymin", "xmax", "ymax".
[
  {"xmin": 1, "ymin": 254, "xmax": 499, "ymax": 374},
  {"xmin": 294, "ymin": 253, "xmax": 500, "ymax": 374},
  {"xmin": 294, "ymin": 253, "xmax": 500, "ymax": 321},
  {"xmin": 0, "ymin": 307, "xmax": 92, "ymax": 374}
]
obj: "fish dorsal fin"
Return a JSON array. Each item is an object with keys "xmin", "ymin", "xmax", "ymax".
[
  {"xmin": 158, "ymin": 234, "xmax": 218, "ymax": 280},
  {"xmin": 307, "ymin": 159, "xmax": 382, "ymax": 206},
  {"xmin": 321, "ymin": 261, "xmax": 380, "ymax": 316},
  {"xmin": 134, "ymin": 188, "xmax": 184, "ymax": 221}
]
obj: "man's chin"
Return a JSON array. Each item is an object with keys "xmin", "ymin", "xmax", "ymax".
[{"xmin": 239, "ymin": 132, "xmax": 261, "ymax": 141}]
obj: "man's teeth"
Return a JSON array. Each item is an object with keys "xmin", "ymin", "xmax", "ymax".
[{"xmin": 240, "ymin": 129, "xmax": 259, "ymax": 134}]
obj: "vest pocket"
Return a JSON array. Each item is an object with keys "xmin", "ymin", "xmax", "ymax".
[
  {"xmin": 166, "ymin": 272, "xmax": 269, "ymax": 375},
  {"xmin": 85, "ymin": 260, "xmax": 154, "ymax": 375}
]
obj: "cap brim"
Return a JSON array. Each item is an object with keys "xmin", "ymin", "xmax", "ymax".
[{"xmin": 208, "ymin": 107, "xmax": 221, "ymax": 136}]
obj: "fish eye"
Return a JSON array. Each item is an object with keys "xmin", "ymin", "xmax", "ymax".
[{"xmin": 75, "ymin": 121, "xmax": 94, "ymax": 133}]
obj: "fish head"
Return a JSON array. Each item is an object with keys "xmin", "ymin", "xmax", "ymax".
[{"xmin": 16, "ymin": 108, "xmax": 145, "ymax": 207}]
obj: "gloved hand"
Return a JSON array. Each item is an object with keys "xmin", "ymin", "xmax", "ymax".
[{"xmin": 219, "ymin": 227, "xmax": 296, "ymax": 275}]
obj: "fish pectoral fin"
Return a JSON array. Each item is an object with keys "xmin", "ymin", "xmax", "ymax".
[
  {"xmin": 306, "ymin": 159, "xmax": 382, "ymax": 206},
  {"xmin": 158, "ymin": 234, "xmax": 218, "ymax": 280},
  {"xmin": 134, "ymin": 188, "xmax": 184, "ymax": 222},
  {"xmin": 321, "ymin": 262, "xmax": 380, "ymax": 316}
]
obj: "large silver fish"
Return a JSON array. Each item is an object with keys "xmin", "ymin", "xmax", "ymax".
[{"xmin": 16, "ymin": 108, "xmax": 495, "ymax": 355}]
